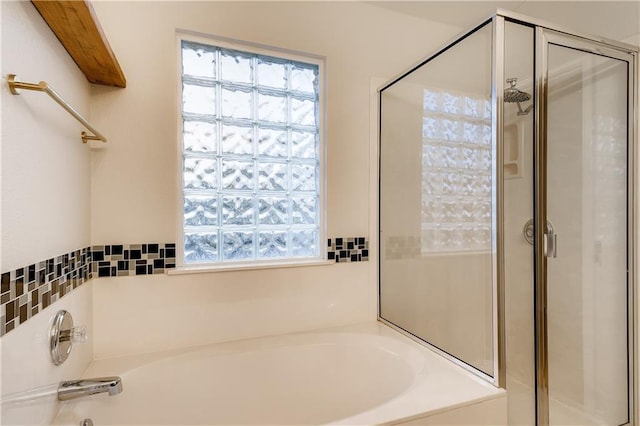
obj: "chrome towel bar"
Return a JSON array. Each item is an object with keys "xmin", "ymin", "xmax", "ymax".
[{"xmin": 7, "ymin": 74, "xmax": 106, "ymax": 143}]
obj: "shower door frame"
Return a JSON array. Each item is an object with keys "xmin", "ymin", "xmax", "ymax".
[
  {"xmin": 530, "ymin": 21, "xmax": 638, "ymax": 426},
  {"xmin": 497, "ymin": 9, "xmax": 638, "ymax": 425}
]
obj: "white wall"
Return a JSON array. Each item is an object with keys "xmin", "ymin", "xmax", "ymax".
[
  {"xmin": 88, "ymin": 1, "xmax": 460, "ymax": 357},
  {"xmin": 0, "ymin": 1, "xmax": 93, "ymax": 424},
  {"xmin": 1, "ymin": 2, "xmax": 91, "ymax": 272}
]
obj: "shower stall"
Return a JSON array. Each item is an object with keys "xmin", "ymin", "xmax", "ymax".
[{"xmin": 378, "ymin": 10, "xmax": 637, "ymax": 426}]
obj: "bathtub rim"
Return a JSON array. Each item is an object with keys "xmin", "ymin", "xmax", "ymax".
[{"xmin": 56, "ymin": 321, "xmax": 506, "ymax": 425}]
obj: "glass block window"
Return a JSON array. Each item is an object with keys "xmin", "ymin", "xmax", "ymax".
[
  {"xmin": 179, "ymin": 37, "xmax": 322, "ymax": 265},
  {"xmin": 422, "ymin": 89, "xmax": 492, "ymax": 253}
]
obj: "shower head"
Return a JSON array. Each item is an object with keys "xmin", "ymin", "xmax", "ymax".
[
  {"xmin": 504, "ymin": 88, "xmax": 531, "ymax": 103},
  {"xmin": 504, "ymin": 78, "xmax": 532, "ymax": 115}
]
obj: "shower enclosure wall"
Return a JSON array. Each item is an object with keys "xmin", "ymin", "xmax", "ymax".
[{"xmin": 378, "ymin": 10, "xmax": 638, "ymax": 426}]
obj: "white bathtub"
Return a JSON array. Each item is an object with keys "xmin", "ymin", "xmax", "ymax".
[{"xmin": 53, "ymin": 323, "xmax": 506, "ymax": 425}]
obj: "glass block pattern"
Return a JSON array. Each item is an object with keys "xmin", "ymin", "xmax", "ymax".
[
  {"xmin": 422, "ymin": 89, "xmax": 492, "ymax": 253},
  {"xmin": 592, "ymin": 114, "xmax": 626, "ymax": 239},
  {"xmin": 91, "ymin": 244, "xmax": 177, "ymax": 277},
  {"xmin": 181, "ymin": 40, "xmax": 321, "ymax": 264},
  {"xmin": 0, "ymin": 248, "xmax": 92, "ymax": 337}
]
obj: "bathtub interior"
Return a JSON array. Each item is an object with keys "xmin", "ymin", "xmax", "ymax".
[{"xmin": 53, "ymin": 322, "xmax": 505, "ymax": 425}]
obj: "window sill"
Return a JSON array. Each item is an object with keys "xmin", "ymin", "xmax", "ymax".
[{"xmin": 166, "ymin": 259, "xmax": 335, "ymax": 275}]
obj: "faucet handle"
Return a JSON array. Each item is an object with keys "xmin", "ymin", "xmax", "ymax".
[
  {"xmin": 51, "ymin": 311, "xmax": 87, "ymax": 365},
  {"xmin": 59, "ymin": 325, "xmax": 87, "ymax": 343},
  {"xmin": 70, "ymin": 325, "xmax": 87, "ymax": 344}
]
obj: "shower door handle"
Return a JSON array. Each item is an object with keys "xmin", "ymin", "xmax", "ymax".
[{"xmin": 544, "ymin": 232, "xmax": 557, "ymax": 258}]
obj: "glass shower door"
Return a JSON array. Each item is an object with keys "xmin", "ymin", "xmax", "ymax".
[{"xmin": 543, "ymin": 32, "xmax": 632, "ymax": 426}]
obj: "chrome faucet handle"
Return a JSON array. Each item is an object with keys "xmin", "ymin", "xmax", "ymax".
[
  {"xmin": 59, "ymin": 325, "xmax": 87, "ymax": 344},
  {"xmin": 50, "ymin": 311, "xmax": 87, "ymax": 365}
]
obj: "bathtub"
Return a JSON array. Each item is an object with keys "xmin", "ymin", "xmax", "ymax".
[{"xmin": 53, "ymin": 323, "xmax": 506, "ymax": 425}]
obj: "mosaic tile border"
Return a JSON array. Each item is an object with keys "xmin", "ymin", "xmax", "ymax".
[
  {"xmin": 1, "ymin": 237, "xmax": 367, "ymax": 336},
  {"xmin": 0, "ymin": 248, "xmax": 92, "ymax": 337},
  {"xmin": 328, "ymin": 237, "xmax": 369, "ymax": 263},
  {"xmin": 91, "ymin": 243, "xmax": 176, "ymax": 277}
]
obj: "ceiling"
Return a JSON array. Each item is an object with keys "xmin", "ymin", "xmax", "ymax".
[{"xmin": 368, "ymin": 1, "xmax": 640, "ymax": 44}]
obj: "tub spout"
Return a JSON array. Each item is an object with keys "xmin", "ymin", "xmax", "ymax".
[{"xmin": 58, "ymin": 377, "xmax": 123, "ymax": 401}]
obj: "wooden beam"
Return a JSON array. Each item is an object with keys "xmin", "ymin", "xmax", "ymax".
[{"xmin": 31, "ymin": 0, "xmax": 126, "ymax": 88}]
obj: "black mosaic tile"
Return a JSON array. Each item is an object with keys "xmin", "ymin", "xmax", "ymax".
[
  {"xmin": 327, "ymin": 237, "xmax": 370, "ymax": 264},
  {"xmin": 42, "ymin": 292, "xmax": 50, "ymax": 309},
  {"xmin": 6, "ymin": 300, "xmax": 16, "ymax": 321},
  {"xmin": 1, "ymin": 273, "xmax": 9, "ymax": 294},
  {"xmin": 19, "ymin": 304, "xmax": 27, "ymax": 323},
  {"xmin": 28, "ymin": 265, "xmax": 36, "ymax": 283},
  {"xmin": 16, "ymin": 278, "xmax": 24, "ymax": 298},
  {"xmin": 31, "ymin": 289, "xmax": 39, "ymax": 308},
  {"xmin": 92, "ymin": 251, "xmax": 104, "ymax": 262}
]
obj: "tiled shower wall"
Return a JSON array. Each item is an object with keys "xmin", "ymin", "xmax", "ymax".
[{"xmin": 0, "ymin": 236, "xmax": 368, "ymax": 336}]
